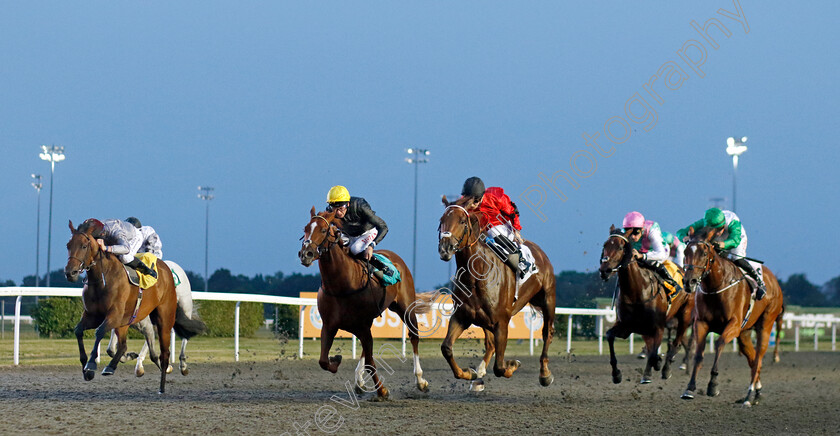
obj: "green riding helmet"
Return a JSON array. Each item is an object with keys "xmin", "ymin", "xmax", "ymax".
[{"xmin": 704, "ymin": 208, "xmax": 726, "ymax": 228}]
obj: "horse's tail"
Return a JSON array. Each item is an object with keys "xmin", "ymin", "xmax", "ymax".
[
  {"xmin": 773, "ymin": 302, "xmax": 785, "ymax": 363},
  {"xmin": 174, "ymin": 304, "xmax": 207, "ymax": 339},
  {"xmin": 410, "ymin": 292, "xmax": 436, "ymax": 315}
]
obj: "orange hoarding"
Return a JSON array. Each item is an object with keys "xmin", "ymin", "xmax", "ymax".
[{"xmin": 299, "ymin": 292, "xmax": 543, "ymax": 339}]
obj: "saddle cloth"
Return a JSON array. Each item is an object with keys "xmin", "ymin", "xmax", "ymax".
[
  {"xmin": 122, "ymin": 253, "xmax": 159, "ymax": 289},
  {"xmin": 371, "ymin": 253, "xmax": 401, "ymax": 286},
  {"xmin": 661, "ymin": 260, "xmax": 683, "ymax": 298}
]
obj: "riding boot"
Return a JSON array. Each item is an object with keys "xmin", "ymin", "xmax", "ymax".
[
  {"xmin": 505, "ymin": 252, "xmax": 527, "ymax": 279},
  {"xmin": 127, "ymin": 258, "xmax": 157, "ymax": 279},
  {"xmin": 369, "ymin": 256, "xmax": 394, "ymax": 277},
  {"xmin": 733, "ymin": 257, "xmax": 766, "ymax": 300},
  {"xmin": 653, "ymin": 262, "xmax": 682, "ymax": 295},
  {"xmin": 484, "ymin": 236, "xmax": 510, "ymax": 261}
]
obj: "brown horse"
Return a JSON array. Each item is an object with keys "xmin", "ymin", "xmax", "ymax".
[
  {"xmin": 298, "ymin": 208, "xmax": 429, "ymax": 400},
  {"xmin": 437, "ymin": 196, "xmax": 556, "ymax": 388},
  {"xmin": 680, "ymin": 226, "xmax": 785, "ymax": 405},
  {"xmin": 64, "ymin": 221, "xmax": 206, "ymax": 394},
  {"xmin": 599, "ymin": 226, "xmax": 695, "ymax": 384}
]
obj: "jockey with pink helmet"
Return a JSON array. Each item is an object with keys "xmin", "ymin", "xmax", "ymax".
[{"xmin": 622, "ymin": 211, "xmax": 682, "ymax": 295}]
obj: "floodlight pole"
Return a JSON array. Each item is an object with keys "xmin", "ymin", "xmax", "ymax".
[
  {"xmin": 39, "ymin": 145, "xmax": 65, "ymax": 287},
  {"xmin": 31, "ymin": 175, "xmax": 43, "ymax": 287},
  {"xmin": 405, "ymin": 148, "xmax": 430, "ymax": 280},
  {"xmin": 726, "ymin": 136, "xmax": 748, "ymax": 213},
  {"xmin": 198, "ymin": 186, "xmax": 215, "ymax": 292}
]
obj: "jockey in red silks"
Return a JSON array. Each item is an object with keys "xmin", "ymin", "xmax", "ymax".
[{"xmin": 461, "ymin": 176, "xmax": 536, "ymax": 281}]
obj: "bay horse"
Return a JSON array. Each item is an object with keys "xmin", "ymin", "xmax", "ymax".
[
  {"xmin": 106, "ymin": 260, "xmax": 197, "ymax": 377},
  {"xmin": 298, "ymin": 208, "xmax": 429, "ymax": 400},
  {"xmin": 64, "ymin": 221, "xmax": 206, "ymax": 394},
  {"xmin": 599, "ymin": 225, "xmax": 694, "ymax": 384},
  {"xmin": 437, "ymin": 196, "xmax": 556, "ymax": 388},
  {"xmin": 680, "ymin": 226, "xmax": 785, "ymax": 405}
]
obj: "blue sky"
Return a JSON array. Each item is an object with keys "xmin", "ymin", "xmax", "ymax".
[{"xmin": 1, "ymin": 1, "xmax": 838, "ymax": 291}]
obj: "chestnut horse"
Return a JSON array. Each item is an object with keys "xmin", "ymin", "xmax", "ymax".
[
  {"xmin": 680, "ymin": 227, "xmax": 784, "ymax": 405},
  {"xmin": 437, "ymin": 196, "xmax": 556, "ymax": 388},
  {"xmin": 599, "ymin": 226, "xmax": 694, "ymax": 384},
  {"xmin": 64, "ymin": 221, "xmax": 206, "ymax": 394},
  {"xmin": 298, "ymin": 208, "xmax": 429, "ymax": 400}
]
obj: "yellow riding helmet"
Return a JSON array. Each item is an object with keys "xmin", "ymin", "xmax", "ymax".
[{"xmin": 327, "ymin": 185, "xmax": 350, "ymax": 204}]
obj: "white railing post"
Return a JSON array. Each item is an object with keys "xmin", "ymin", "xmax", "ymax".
[
  {"xmin": 352, "ymin": 335, "xmax": 357, "ymax": 359},
  {"xmin": 629, "ymin": 334, "xmax": 634, "ymax": 354},
  {"xmin": 598, "ymin": 315, "xmax": 603, "ymax": 355},
  {"xmin": 13, "ymin": 295, "xmax": 22, "ymax": 366},
  {"xmin": 298, "ymin": 305, "xmax": 305, "ymax": 358},
  {"xmin": 529, "ymin": 308, "xmax": 535, "ymax": 357},
  {"xmin": 234, "ymin": 301, "xmax": 241, "ymax": 362},
  {"xmin": 171, "ymin": 328, "xmax": 176, "ymax": 364},
  {"xmin": 566, "ymin": 315, "xmax": 572, "ymax": 353},
  {"xmin": 795, "ymin": 322, "xmax": 800, "ymax": 352},
  {"xmin": 401, "ymin": 324, "xmax": 406, "ymax": 358},
  {"xmin": 814, "ymin": 322, "xmax": 819, "ymax": 351},
  {"xmin": 832, "ymin": 322, "xmax": 836, "ymax": 351}
]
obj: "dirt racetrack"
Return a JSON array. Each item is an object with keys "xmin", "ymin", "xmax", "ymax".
[{"xmin": 0, "ymin": 351, "xmax": 837, "ymax": 435}]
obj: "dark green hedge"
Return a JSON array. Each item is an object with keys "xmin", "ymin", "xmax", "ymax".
[
  {"xmin": 31, "ymin": 297, "xmax": 85, "ymax": 338},
  {"xmin": 197, "ymin": 300, "xmax": 264, "ymax": 337}
]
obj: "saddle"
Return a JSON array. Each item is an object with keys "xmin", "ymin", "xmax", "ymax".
[{"xmin": 123, "ymin": 253, "xmax": 160, "ymax": 289}]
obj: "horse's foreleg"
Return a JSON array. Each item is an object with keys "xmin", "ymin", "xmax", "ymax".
[
  {"xmin": 75, "ymin": 312, "xmax": 99, "ymax": 379},
  {"xmin": 179, "ymin": 338, "xmax": 189, "ymax": 376},
  {"xmin": 84, "ymin": 315, "xmax": 119, "ymax": 380},
  {"xmin": 538, "ymin": 302, "xmax": 555, "ymax": 387},
  {"xmin": 641, "ymin": 329, "xmax": 663, "ymax": 384},
  {"xmin": 682, "ymin": 322, "xmax": 709, "ymax": 399},
  {"xmin": 441, "ymin": 312, "xmax": 476, "ymax": 381},
  {"xmin": 154, "ymin": 313, "xmax": 173, "ymax": 394},
  {"xmin": 102, "ymin": 325, "xmax": 130, "ymax": 376},
  {"xmin": 318, "ymin": 325, "xmax": 341, "ymax": 373},
  {"xmin": 606, "ymin": 323, "xmax": 631, "ymax": 384},
  {"xmin": 736, "ymin": 328, "xmax": 758, "ymax": 404},
  {"xmin": 358, "ymin": 330, "xmax": 389, "ymax": 401},
  {"xmin": 106, "ymin": 329, "xmax": 117, "ymax": 359},
  {"xmin": 664, "ymin": 314, "xmax": 690, "ymax": 379},
  {"xmin": 707, "ymin": 319, "xmax": 741, "ymax": 397},
  {"xmin": 492, "ymin": 322, "xmax": 519, "ymax": 378},
  {"xmin": 389, "ymin": 300, "xmax": 429, "ymax": 393}
]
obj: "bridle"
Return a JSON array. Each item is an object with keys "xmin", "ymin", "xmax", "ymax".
[
  {"xmin": 438, "ymin": 205, "xmax": 479, "ymax": 252},
  {"xmin": 600, "ymin": 233, "xmax": 634, "ymax": 275},
  {"xmin": 684, "ymin": 240, "xmax": 716, "ymax": 283},
  {"xmin": 67, "ymin": 232, "xmax": 100, "ymax": 275},
  {"xmin": 302, "ymin": 215, "xmax": 341, "ymax": 257}
]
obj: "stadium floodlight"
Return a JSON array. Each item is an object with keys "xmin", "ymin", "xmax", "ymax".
[
  {"xmin": 198, "ymin": 186, "xmax": 215, "ymax": 291},
  {"xmin": 725, "ymin": 137, "xmax": 748, "ymax": 212},
  {"xmin": 39, "ymin": 145, "xmax": 65, "ymax": 287}
]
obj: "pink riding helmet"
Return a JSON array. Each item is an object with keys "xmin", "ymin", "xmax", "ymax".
[{"xmin": 622, "ymin": 211, "xmax": 645, "ymax": 229}]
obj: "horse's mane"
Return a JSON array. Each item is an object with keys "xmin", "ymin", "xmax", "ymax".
[{"xmin": 690, "ymin": 226, "xmax": 717, "ymax": 243}]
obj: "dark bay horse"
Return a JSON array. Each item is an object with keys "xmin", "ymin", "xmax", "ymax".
[
  {"xmin": 298, "ymin": 208, "xmax": 429, "ymax": 400},
  {"xmin": 680, "ymin": 226, "xmax": 785, "ymax": 405},
  {"xmin": 599, "ymin": 226, "xmax": 694, "ymax": 384},
  {"xmin": 64, "ymin": 221, "xmax": 206, "ymax": 394},
  {"xmin": 437, "ymin": 196, "xmax": 556, "ymax": 388}
]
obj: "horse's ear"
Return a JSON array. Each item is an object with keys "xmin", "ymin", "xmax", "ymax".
[
  {"xmin": 68, "ymin": 220, "xmax": 75, "ymax": 234},
  {"xmin": 441, "ymin": 195, "xmax": 450, "ymax": 207},
  {"xmin": 310, "ymin": 206, "xmax": 316, "ymax": 218},
  {"xmin": 688, "ymin": 226, "xmax": 695, "ymax": 238},
  {"xmin": 609, "ymin": 224, "xmax": 615, "ymax": 233}
]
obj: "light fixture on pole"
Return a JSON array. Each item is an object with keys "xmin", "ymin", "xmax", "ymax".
[
  {"xmin": 405, "ymin": 148, "xmax": 430, "ymax": 279},
  {"xmin": 198, "ymin": 186, "xmax": 215, "ymax": 292},
  {"xmin": 725, "ymin": 136, "xmax": 748, "ymax": 213},
  {"xmin": 39, "ymin": 145, "xmax": 65, "ymax": 287},
  {"xmin": 30, "ymin": 174, "xmax": 43, "ymax": 287}
]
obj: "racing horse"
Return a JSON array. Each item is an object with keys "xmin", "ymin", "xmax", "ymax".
[
  {"xmin": 64, "ymin": 220, "xmax": 206, "ymax": 394},
  {"xmin": 105, "ymin": 260, "xmax": 197, "ymax": 377},
  {"xmin": 599, "ymin": 225, "xmax": 694, "ymax": 384},
  {"xmin": 437, "ymin": 196, "xmax": 556, "ymax": 388},
  {"xmin": 298, "ymin": 208, "xmax": 430, "ymax": 400},
  {"xmin": 680, "ymin": 226, "xmax": 785, "ymax": 405}
]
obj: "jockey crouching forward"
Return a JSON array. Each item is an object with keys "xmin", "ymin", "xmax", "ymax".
[
  {"xmin": 461, "ymin": 177, "xmax": 536, "ymax": 282},
  {"xmin": 126, "ymin": 217, "xmax": 163, "ymax": 259},
  {"xmin": 677, "ymin": 207, "xmax": 766, "ymax": 300},
  {"xmin": 326, "ymin": 185, "xmax": 394, "ymax": 282},
  {"xmin": 622, "ymin": 212, "xmax": 682, "ymax": 298},
  {"xmin": 78, "ymin": 218, "xmax": 157, "ymax": 279}
]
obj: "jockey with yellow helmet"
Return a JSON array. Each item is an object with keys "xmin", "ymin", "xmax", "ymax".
[
  {"xmin": 677, "ymin": 207, "xmax": 766, "ymax": 300},
  {"xmin": 326, "ymin": 185, "xmax": 393, "ymax": 278},
  {"xmin": 622, "ymin": 211, "xmax": 682, "ymax": 294}
]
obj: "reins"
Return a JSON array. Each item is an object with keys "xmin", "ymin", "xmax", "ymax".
[{"xmin": 438, "ymin": 205, "xmax": 480, "ymax": 252}]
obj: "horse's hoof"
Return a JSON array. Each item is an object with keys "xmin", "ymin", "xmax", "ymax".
[
  {"xmin": 707, "ymin": 386, "xmax": 720, "ymax": 397},
  {"xmin": 417, "ymin": 380, "xmax": 430, "ymax": 393},
  {"xmin": 681, "ymin": 390, "xmax": 695, "ymax": 400},
  {"xmin": 180, "ymin": 367, "xmax": 189, "ymax": 376},
  {"xmin": 135, "ymin": 369, "xmax": 145, "ymax": 378},
  {"xmin": 662, "ymin": 369, "xmax": 672, "ymax": 380},
  {"xmin": 539, "ymin": 374, "xmax": 554, "ymax": 387},
  {"xmin": 510, "ymin": 359, "xmax": 522, "ymax": 370},
  {"xmin": 637, "ymin": 353, "xmax": 647, "ymax": 360},
  {"xmin": 372, "ymin": 388, "xmax": 390, "ymax": 402},
  {"xmin": 126, "ymin": 352, "xmax": 139, "ymax": 360},
  {"xmin": 354, "ymin": 384, "xmax": 365, "ymax": 395},
  {"xmin": 101, "ymin": 367, "xmax": 115, "ymax": 376},
  {"xmin": 679, "ymin": 363, "xmax": 687, "ymax": 371},
  {"xmin": 83, "ymin": 370, "xmax": 95, "ymax": 381},
  {"xmin": 467, "ymin": 368, "xmax": 478, "ymax": 380},
  {"xmin": 166, "ymin": 364, "xmax": 174, "ymax": 374},
  {"xmin": 741, "ymin": 400, "xmax": 752, "ymax": 408},
  {"xmin": 640, "ymin": 376, "xmax": 652, "ymax": 384},
  {"xmin": 612, "ymin": 370, "xmax": 622, "ymax": 384},
  {"xmin": 469, "ymin": 379, "xmax": 485, "ymax": 393}
]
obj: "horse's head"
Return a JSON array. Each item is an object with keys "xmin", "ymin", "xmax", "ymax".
[
  {"xmin": 64, "ymin": 220, "xmax": 101, "ymax": 282},
  {"xmin": 682, "ymin": 226, "xmax": 718, "ymax": 292},
  {"xmin": 299, "ymin": 207, "xmax": 339, "ymax": 267},
  {"xmin": 599, "ymin": 224, "xmax": 632, "ymax": 281},
  {"xmin": 437, "ymin": 195, "xmax": 479, "ymax": 261}
]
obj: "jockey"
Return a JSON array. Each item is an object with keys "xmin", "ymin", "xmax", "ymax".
[
  {"xmin": 126, "ymin": 217, "xmax": 163, "ymax": 259},
  {"xmin": 677, "ymin": 207, "xmax": 766, "ymax": 300},
  {"xmin": 661, "ymin": 231, "xmax": 685, "ymax": 267},
  {"xmin": 326, "ymin": 185, "xmax": 393, "ymax": 280},
  {"xmin": 78, "ymin": 218, "xmax": 157, "ymax": 278},
  {"xmin": 461, "ymin": 176, "xmax": 534, "ymax": 280},
  {"xmin": 622, "ymin": 211, "xmax": 682, "ymax": 293}
]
